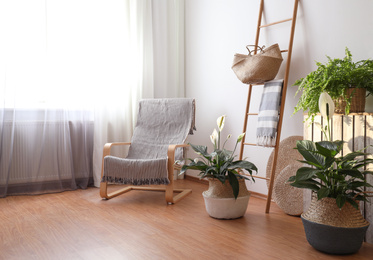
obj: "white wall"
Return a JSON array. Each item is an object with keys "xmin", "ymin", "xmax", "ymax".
[{"xmin": 184, "ymin": 0, "xmax": 373, "ymax": 195}]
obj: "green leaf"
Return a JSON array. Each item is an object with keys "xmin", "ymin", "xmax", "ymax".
[
  {"xmin": 336, "ymin": 194, "xmax": 346, "ymax": 209},
  {"xmin": 189, "ymin": 144, "xmax": 212, "ymax": 159},
  {"xmin": 216, "ymin": 149, "xmax": 232, "ymax": 161},
  {"xmin": 330, "ymin": 172, "xmax": 345, "ymax": 181},
  {"xmin": 346, "ymin": 197, "xmax": 359, "ymax": 210},
  {"xmin": 361, "ymin": 170, "xmax": 373, "ymax": 176},
  {"xmin": 317, "ymin": 187, "xmax": 330, "ymax": 200},
  {"xmin": 296, "ymin": 140, "xmax": 325, "ymax": 167},
  {"xmin": 336, "ymin": 169, "xmax": 364, "ymax": 179},
  {"xmin": 323, "ymin": 156, "xmax": 336, "ymax": 169},
  {"xmin": 315, "ymin": 141, "xmax": 341, "ymax": 157},
  {"xmin": 341, "ymin": 151, "xmax": 367, "ymax": 162},
  {"xmin": 227, "ymin": 171, "xmax": 239, "ymax": 199},
  {"xmin": 295, "ymin": 167, "xmax": 320, "ymax": 181},
  {"xmin": 290, "ymin": 180, "xmax": 320, "ymax": 191},
  {"xmin": 204, "ymin": 167, "xmax": 218, "ymax": 178},
  {"xmin": 296, "ymin": 160, "xmax": 324, "ymax": 169},
  {"xmin": 238, "ymin": 173, "xmax": 255, "ymax": 183},
  {"xmin": 348, "ymin": 181, "xmax": 372, "ymax": 189},
  {"xmin": 353, "ymin": 160, "xmax": 373, "ymax": 169},
  {"xmin": 228, "ymin": 160, "xmax": 258, "ymax": 172},
  {"xmin": 315, "ymin": 172, "xmax": 328, "ymax": 183}
]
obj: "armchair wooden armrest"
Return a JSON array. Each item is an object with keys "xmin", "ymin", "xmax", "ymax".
[
  {"xmin": 101, "ymin": 142, "xmax": 131, "ymax": 179},
  {"xmin": 166, "ymin": 143, "xmax": 191, "ymax": 203},
  {"xmin": 167, "ymin": 143, "xmax": 189, "ymax": 172}
]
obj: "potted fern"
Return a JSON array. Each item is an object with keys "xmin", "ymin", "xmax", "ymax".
[{"xmin": 293, "ymin": 47, "xmax": 373, "ymax": 122}]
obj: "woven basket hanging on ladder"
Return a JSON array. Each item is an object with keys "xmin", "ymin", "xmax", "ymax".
[{"xmin": 231, "ymin": 43, "xmax": 283, "ymax": 84}]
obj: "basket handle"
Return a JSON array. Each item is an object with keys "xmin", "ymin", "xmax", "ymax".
[{"xmin": 246, "ymin": 45, "xmax": 265, "ymax": 55}]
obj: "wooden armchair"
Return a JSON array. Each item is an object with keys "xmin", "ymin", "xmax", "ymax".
[{"xmin": 100, "ymin": 98, "xmax": 195, "ymax": 204}]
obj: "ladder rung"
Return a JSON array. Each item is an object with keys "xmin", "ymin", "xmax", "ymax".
[
  {"xmin": 247, "ymin": 113, "xmax": 258, "ymax": 116},
  {"xmin": 243, "ymin": 142, "xmax": 257, "ymax": 146},
  {"xmin": 240, "ymin": 172, "xmax": 269, "ymax": 181},
  {"xmin": 259, "ymin": 18, "xmax": 293, "ymax": 28},
  {"xmin": 243, "ymin": 142, "xmax": 277, "ymax": 148},
  {"xmin": 281, "ymin": 50, "xmax": 289, "ymax": 53},
  {"xmin": 254, "ymin": 176, "xmax": 270, "ymax": 181}
]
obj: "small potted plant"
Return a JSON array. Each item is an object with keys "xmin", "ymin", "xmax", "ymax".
[
  {"xmin": 180, "ymin": 115, "xmax": 257, "ymax": 219},
  {"xmin": 293, "ymin": 47, "xmax": 373, "ymax": 122},
  {"xmin": 288, "ymin": 92, "xmax": 373, "ymax": 254}
]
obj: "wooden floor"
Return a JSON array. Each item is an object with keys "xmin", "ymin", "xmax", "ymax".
[{"xmin": 1, "ymin": 180, "xmax": 373, "ymax": 260}]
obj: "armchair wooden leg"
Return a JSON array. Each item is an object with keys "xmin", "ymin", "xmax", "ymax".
[
  {"xmin": 168, "ymin": 188, "xmax": 192, "ymax": 204},
  {"xmin": 165, "ymin": 182, "xmax": 174, "ymax": 204},
  {"xmin": 100, "ymin": 180, "xmax": 192, "ymax": 203},
  {"xmin": 165, "ymin": 178, "xmax": 192, "ymax": 204},
  {"xmin": 100, "ymin": 181, "xmax": 108, "ymax": 199},
  {"xmin": 100, "ymin": 181, "xmax": 133, "ymax": 200}
]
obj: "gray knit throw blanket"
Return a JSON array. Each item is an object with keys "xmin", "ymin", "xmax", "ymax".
[
  {"xmin": 102, "ymin": 98, "xmax": 196, "ymax": 185},
  {"xmin": 256, "ymin": 79, "xmax": 283, "ymax": 147}
]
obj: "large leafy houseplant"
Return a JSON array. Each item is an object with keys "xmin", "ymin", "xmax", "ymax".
[
  {"xmin": 288, "ymin": 93, "xmax": 373, "ymax": 209},
  {"xmin": 180, "ymin": 115, "xmax": 257, "ymax": 199},
  {"xmin": 293, "ymin": 47, "xmax": 373, "ymax": 122}
]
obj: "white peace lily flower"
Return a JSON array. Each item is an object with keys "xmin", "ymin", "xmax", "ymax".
[
  {"xmin": 217, "ymin": 115, "xmax": 226, "ymax": 132},
  {"xmin": 237, "ymin": 133, "xmax": 245, "ymax": 143},
  {"xmin": 194, "ymin": 158, "xmax": 199, "ymax": 163},
  {"xmin": 318, "ymin": 92, "xmax": 335, "ymax": 119},
  {"xmin": 318, "ymin": 92, "xmax": 334, "ymax": 141},
  {"xmin": 210, "ymin": 128, "xmax": 218, "ymax": 145}
]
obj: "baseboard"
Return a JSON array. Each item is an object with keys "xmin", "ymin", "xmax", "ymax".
[{"xmin": 184, "ymin": 175, "xmax": 268, "ymax": 200}]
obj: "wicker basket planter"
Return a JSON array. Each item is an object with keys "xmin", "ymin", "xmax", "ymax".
[
  {"xmin": 203, "ymin": 179, "xmax": 250, "ymax": 219},
  {"xmin": 334, "ymin": 88, "xmax": 366, "ymax": 114},
  {"xmin": 301, "ymin": 194, "xmax": 369, "ymax": 255}
]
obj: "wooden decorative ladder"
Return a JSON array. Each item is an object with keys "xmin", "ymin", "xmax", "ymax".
[{"xmin": 238, "ymin": 0, "xmax": 299, "ymax": 213}]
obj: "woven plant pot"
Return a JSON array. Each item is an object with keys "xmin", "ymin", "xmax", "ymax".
[
  {"xmin": 334, "ymin": 88, "xmax": 366, "ymax": 114},
  {"xmin": 203, "ymin": 179, "xmax": 250, "ymax": 219},
  {"xmin": 301, "ymin": 194, "xmax": 369, "ymax": 254}
]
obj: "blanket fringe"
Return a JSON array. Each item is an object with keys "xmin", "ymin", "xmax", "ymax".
[
  {"xmin": 102, "ymin": 156, "xmax": 170, "ymax": 185},
  {"xmin": 101, "ymin": 176, "xmax": 170, "ymax": 185},
  {"xmin": 256, "ymin": 136, "xmax": 276, "ymax": 147}
]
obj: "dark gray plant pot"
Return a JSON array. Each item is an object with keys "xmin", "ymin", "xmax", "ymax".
[{"xmin": 301, "ymin": 216, "xmax": 369, "ymax": 255}]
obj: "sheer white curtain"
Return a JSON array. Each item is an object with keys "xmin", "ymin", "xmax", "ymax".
[
  {"xmin": 152, "ymin": 0, "xmax": 185, "ymax": 98},
  {"xmin": 93, "ymin": 0, "xmax": 185, "ymax": 186},
  {"xmin": 92, "ymin": 0, "xmax": 155, "ymax": 187},
  {"xmin": 0, "ymin": 0, "xmax": 185, "ymax": 196}
]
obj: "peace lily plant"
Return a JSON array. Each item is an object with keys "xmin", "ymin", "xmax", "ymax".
[
  {"xmin": 180, "ymin": 115, "xmax": 257, "ymax": 199},
  {"xmin": 288, "ymin": 92, "xmax": 373, "ymax": 209}
]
